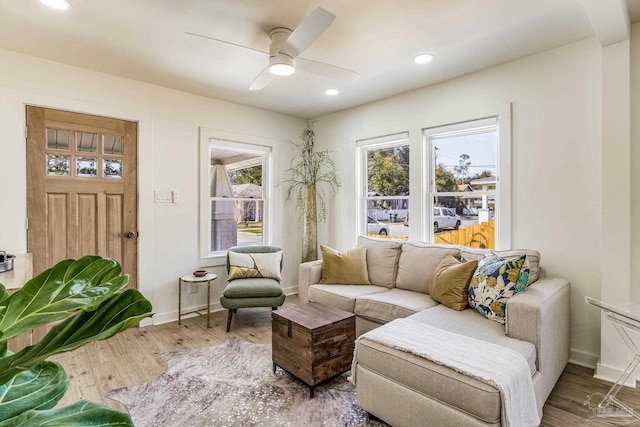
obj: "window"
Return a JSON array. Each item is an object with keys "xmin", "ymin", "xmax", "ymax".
[
  {"xmin": 200, "ymin": 134, "xmax": 273, "ymax": 262},
  {"xmin": 425, "ymin": 117, "xmax": 499, "ymax": 248},
  {"xmin": 357, "ymin": 132, "xmax": 409, "ymax": 240}
]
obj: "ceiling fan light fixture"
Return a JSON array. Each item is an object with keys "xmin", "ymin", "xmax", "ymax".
[
  {"xmin": 269, "ymin": 53, "xmax": 295, "ymax": 76},
  {"xmin": 39, "ymin": 0, "xmax": 72, "ymax": 10},
  {"xmin": 414, "ymin": 53, "xmax": 434, "ymax": 64}
]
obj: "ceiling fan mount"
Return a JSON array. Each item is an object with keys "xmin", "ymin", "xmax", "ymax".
[{"xmin": 185, "ymin": 7, "xmax": 360, "ymax": 90}]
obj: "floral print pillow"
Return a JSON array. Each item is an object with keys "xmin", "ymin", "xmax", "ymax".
[{"xmin": 467, "ymin": 253, "xmax": 527, "ymax": 324}]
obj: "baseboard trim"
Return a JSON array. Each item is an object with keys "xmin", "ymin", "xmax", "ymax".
[
  {"xmin": 595, "ymin": 362, "xmax": 638, "ymax": 387},
  {"xmin": 569, "ymin": 348, "xmax": 598, "ymax": 369},
  {"xmin": 150, "ymin": 288, "xmax": 299, "ymax": 326}
]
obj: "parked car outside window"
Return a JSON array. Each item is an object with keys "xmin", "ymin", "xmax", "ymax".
[
  {"xmin": 433, "ymin": 207, "xmax": 461, "ymax": 232},
  {"xmin": 367, "ymin": 215, "xmax": 389, "ymax": 235}
]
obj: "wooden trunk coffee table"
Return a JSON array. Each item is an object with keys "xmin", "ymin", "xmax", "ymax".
[{"xmin": 272, "ymin": 302, "xmax": 356, "ymax": 398}]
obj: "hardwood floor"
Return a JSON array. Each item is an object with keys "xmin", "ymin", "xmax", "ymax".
[{"xmin": 50, "ymin": 295, "xmax": 640, "ymax": 426}]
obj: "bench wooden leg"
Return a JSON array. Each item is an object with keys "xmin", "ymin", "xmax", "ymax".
[{"xmin": 226, "ymin": 309, "xmax": 233, "ymax": 332}]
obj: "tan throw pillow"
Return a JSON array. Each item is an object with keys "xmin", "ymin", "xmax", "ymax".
[
  {"xmin": 228, "ymin": 251, "xmax": 282, "ymax": 281},
  {"xmin": 430, "ymin": 255, "xmax": 479, "ymax": 311},
  {"xmin": 319, "ymin": 245, "xmax": 371, "ymax": 285}
]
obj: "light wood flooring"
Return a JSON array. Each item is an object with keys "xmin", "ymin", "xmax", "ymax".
[{"xmin": 50, "ymin": 295, "xmax": 640, "ymax": 426}]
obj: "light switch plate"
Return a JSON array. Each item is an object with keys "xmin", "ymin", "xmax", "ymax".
[{"xmin": 154, "ymin": 191, "xmax": 172, "ymax": 203}]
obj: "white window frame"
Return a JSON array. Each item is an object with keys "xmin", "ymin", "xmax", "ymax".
[
  {"xmin": 356, "ymin": 132, "xmax": 410, "ymax": 236},
  {"xmin": 199, "ymin": 128, "xmax": 276, "ymax": 266},
  {"xmin": 423, "ymin": 113, "xmax": 511, "ymax": 249}
]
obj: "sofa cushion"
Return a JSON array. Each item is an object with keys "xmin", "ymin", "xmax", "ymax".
[
  {"xmin": 461, "ymin": 248, "xmax": 540, "ymax": 285},
  {"xmin": 357, "ymin": 236, "xmax": 403, "ymax": 288},
  {"xmin": 308, "ymin": 284, "xmax": 388, "ymax": 313},
  {"xmin": 355, "ymin": 288, "xmax": 439, "ymax": 324},
  {"xmin": 222, "ymin": 278, "xmax": 283, "ymax": 298},
  {"xmin": 319, "ymin": 245, "xmax": 370, "ymax": 285},
  {"xmin": 408, "ymin": 305, "xmax": 537, "ymax": 375},
  {"xmin": 395, "ymin": 242, "xmax": 461, "ymax": 294},
  {"xmin": 468, "ymin": 254, "xmax": 527, "ymax": 324},
  {"xmin": 356, "ymin": 338, "xmax": 502, "ymax": 424},
  {"xmin": 430, "ymin": 256, "xmax": 479, "ymax": 311}
]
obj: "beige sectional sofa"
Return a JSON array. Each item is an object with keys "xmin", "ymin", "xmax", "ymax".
[{"xmin": 298, "ymin": 236, "xmax": 570, "ymax": 427}]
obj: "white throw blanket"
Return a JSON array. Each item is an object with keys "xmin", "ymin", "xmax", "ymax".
[{"xmin": 351, "ymin": 318, "xmax": 540, "ymax": 427}]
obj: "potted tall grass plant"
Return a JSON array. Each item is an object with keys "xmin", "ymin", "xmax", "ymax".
[{"xmin": 282, "ymin": 128, "xmax": 340, "ymax": 262}]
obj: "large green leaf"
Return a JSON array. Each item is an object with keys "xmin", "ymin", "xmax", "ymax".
[
  {"xmin": 0, "ymin": 283, "xmax": 8, "ymax": 303},
  {"xmin": 0, "ymin": 290, "xmax": 152, "ymax": 384},
  {"xmin": 0, "ymin": 400, "xmax": 133, "ymax": 426},
  {"xmin": 0, "ymin": 361, "xmax": 68, "ymax": 422},
  {"xmin": 0, "ymin": 256, "xmax": 130, "ymax": 342},
  {"xmin": 0, "ymin": 284, "xmax": 8, "ymax": 357}
]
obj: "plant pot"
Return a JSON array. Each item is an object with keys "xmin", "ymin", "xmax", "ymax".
[{"xmin": 301, "ymin": 184, "xmax": 318, "ymax": 262}]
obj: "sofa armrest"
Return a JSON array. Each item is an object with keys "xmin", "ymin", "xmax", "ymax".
[
  {"xmin": 506, "ymin": 277, "xmax": 570, "ymax": 403},
  {"xmin": 298, "ymin": 260, "xmax": 323, "ymax": 304}
]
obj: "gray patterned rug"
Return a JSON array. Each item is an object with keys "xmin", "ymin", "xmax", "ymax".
[{"xmin": 106, "ymin": 337, "xmax": 387, "ymax": 427}]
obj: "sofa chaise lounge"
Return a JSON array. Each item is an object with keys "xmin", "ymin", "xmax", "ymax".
[{"xmin": 298, "ymin": 236, "xmax": 570, "ymax": 426}]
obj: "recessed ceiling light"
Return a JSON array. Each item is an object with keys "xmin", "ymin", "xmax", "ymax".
[
  {"xmin": 414, "ymin": 54, "xmax": 434, "ymax": 64},
  {"xmin": 39, "ymin": 0, "xmax": 72, "ymax": 10},
  {"xmin": 324, "ymin": 89, "xmax": 339, "ymax": 96}
]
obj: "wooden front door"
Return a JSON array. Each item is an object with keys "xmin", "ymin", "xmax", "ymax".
[{"xmin": 26, "ymin": 107, "xmax": 138, "ymax": 288}]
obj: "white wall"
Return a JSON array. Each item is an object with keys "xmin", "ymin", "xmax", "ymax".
[
  {"xmin": 312, "ymin": 37, "xmax": 603, "ymax": 365},
  {"xmin": 0, "ymin": 48, "xmax": 305, "ymax": 325}
]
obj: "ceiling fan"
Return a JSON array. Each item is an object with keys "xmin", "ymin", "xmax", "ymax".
[{"xmin": 185, "ymin": 7, "xmax": 360, "ymax": 90}]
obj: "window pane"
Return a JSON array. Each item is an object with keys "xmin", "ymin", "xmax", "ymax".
[
  {"xmin": 433, "ymin": 131, "xmax": 496, "ymax": 192},
  {"xmin": 433, "ymin": 196, "xmax": 495, "ymax": 249},
  {"xmin": 365, "ymin": 198, "xmax": 408, "ymax": 240},
  {"xmin": 367, "ymin": 145, "xmax": 409, "ymax": 196},
  {"xmin": 237, "ymin": 200, "xmax": 264, "ymax": 246},
  {"xmin": 76, "ymin": 157, "xmax": 97, "ymax": 177},
  {"xmin": 211, "ymin": 200, "xmax": 238, "ymax": 251},
  {"xmin": 103, "ymin": 159, "xmax": 122, "ymax": 178},
  {"xmin": 47, "ymin": 154, "xmax": 70, "ymax": 176},
  {"xmin": 104, "ymin": 135, "xmax": 123, "ymax": 155},
  {"xmin": 47, "ymin": 129, "xmax": 70, "ymax": 150},
  {"xmin": 209, "ymin": 144, "xmax": 266, "ymax": 252},
  {"xmin": 76, "ymin": 132, "xmax": 98, "ymax": 153}
]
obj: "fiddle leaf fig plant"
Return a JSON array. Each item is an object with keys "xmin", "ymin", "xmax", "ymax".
[{"xmin": 0, "ymin": 255, "xmax": 153, "ymax": 426}]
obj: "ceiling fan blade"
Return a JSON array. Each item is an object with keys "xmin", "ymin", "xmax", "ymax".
[
  {"xmin": 296, "ymin": 58, "xmax": 360, "ymax": 81},
  {"xmin": 280, "ymin": 7, "xmax": 336, "ymax": 58},
  {"xmin": 249, "ymin": 67, "xmax": 274, "ymax": 90},
  {"xmin": 184, "ymin": 32, "xmax": 268, "ymax": 56}
]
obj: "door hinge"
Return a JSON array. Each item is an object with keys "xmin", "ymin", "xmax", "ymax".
[
  {"xmin": 25, "ymin": 218, "xmax": 29, "ymax": 230},
  {"xmin": 24, "ymin": 126, "xmax": 27, "ymax": 140}
]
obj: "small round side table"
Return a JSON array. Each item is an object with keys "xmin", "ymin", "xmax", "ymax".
[{"xmin": 178, "ymin": 273, "xmax": 217, "ymax": 328}]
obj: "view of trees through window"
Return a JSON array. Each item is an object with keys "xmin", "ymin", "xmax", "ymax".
[
  {"xmin": 364, "ymin": 141, "xmax": 409, "ymax": 239},
  {"xmin": 429, "ymin": 124, "xmax": 497, "ymax": 248},
  {"xmin": 361, "ymin": 121, "xmax": 498, "ymax": 248}
]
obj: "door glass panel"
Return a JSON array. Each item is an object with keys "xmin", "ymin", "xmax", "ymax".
[
  {"xmin": 103, "ymin": 159, "xmax": 122, "ymax": 178},
  {"xmin": 103, "ymin": 135, "xmax": 124, "ymax": 155},
  {"xmin": 47, "ymin": 154, "xmax": 70, "ymax": 176},
  {"xmin": 76, "ymin": 157, "xmax": 97, "ymax": 177},
  {"xmin": 46, "ymin": 129, "xmax": 70, "ymax": 150},
  {"xmin": 76, "ymin": 132, "xmax": 98, "ymax": 153}
]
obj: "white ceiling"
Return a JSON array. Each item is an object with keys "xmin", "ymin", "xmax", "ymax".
[{"xmin": 0, "ymin": 1, "xmax": 638, "ymax": 119}]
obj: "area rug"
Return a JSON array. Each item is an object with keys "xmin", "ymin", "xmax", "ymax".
[{"xmin": 106, "ymin": 337, "xmax": 387, "ymax": 427}]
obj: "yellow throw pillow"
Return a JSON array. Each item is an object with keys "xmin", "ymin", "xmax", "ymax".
[
  {"xmin": 319, "ymin": 245, "xmax": 371, "ymax": 285},
  {"xmin": 430, "ymin": 255, "xmax": 478, "ymax": 311}
]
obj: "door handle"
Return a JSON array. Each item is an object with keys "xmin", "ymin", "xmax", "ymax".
[{"xmin": 125, "ymin": 231, "xmax": 137, "ymax": 238}]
